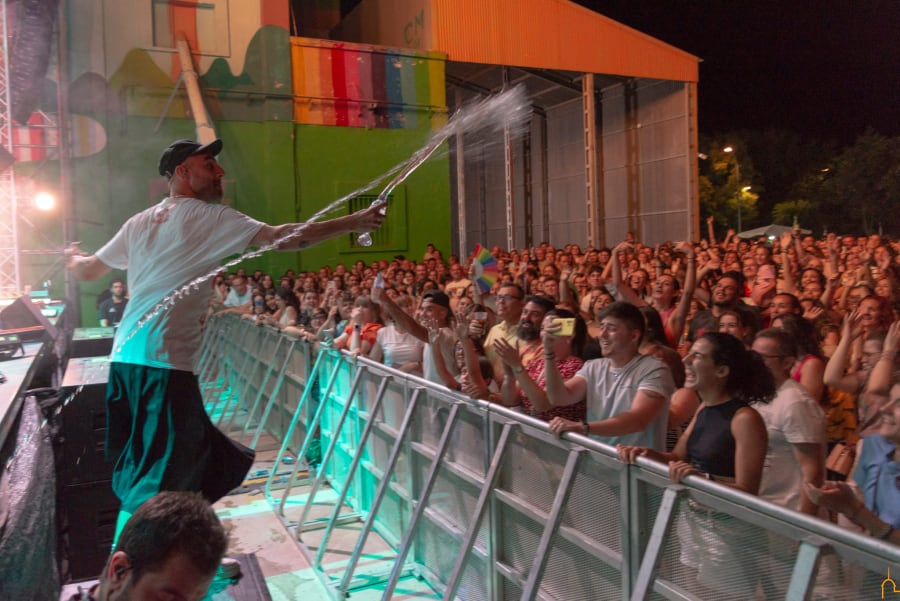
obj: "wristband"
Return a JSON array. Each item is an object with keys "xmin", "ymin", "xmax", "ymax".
[
  {"xmin": 581, "ymin": 420, "xmax": 590, "ymax": 435},
  {"xmin": 512, "ymin": 365, "xmax": 524, "ymax": 374},
  {"xmin": 877, "ymin": 525, "xmax": 895, "ymax": 540}
]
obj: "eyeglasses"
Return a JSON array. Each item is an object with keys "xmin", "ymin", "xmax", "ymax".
[
  {"xmin": 756, "ymin": 353, "xmax": 786, "ymax": 360},
  {"xmin": 495, "ymin": 294, "xmax": 522, "ymax": 302}
]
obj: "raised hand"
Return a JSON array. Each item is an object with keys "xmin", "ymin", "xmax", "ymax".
[
  {"xmin": 883, "ymin": 319, "xmax": 900, "ymax": 354},
  {"xmin": 841, "ymin": 308, "xmax": 864, "ymax": 340},
  {"xmin": 493, "ymin": 338, "xmax": 522, "ymax": 369},
  {"xmin": 780, "ymin": 231, "xmax": 792, "ymax": 251},
  {"xmin": 802, "ymin": 305, "xmax": 824, "ymax": 321},
  {"xmin": 674, "ymin": 241, "xmax": 694, "ymax": 257},
  {"xmin": 540, "ymin": 316, "xmax": 561, "ymax": 352}
]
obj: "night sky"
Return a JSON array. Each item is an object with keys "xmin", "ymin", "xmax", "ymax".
[{"xmin": 574, "ymin": 1, "xmax": 900, "ymax": 146}]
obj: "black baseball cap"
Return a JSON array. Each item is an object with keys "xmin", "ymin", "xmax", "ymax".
[
  {"xmin": 422, "ymin": 290, "xmax": 451, "ymax": 311},
  {"xmin": 158, "ymin": 138, "xmax": 223, "ymax": 177}
]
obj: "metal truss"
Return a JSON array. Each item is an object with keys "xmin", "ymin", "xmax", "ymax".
[{"xmin": 0, "ymin": 0, "xmax": 18, "ymax": 295}]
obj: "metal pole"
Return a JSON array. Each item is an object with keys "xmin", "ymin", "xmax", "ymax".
[
  {"xmin": 454, "ymin": 88, "xmax": 467, "ymax": 255},
  {"xmin": 58, "ymin": 0, "xmax": 79, "ymax": 321}
]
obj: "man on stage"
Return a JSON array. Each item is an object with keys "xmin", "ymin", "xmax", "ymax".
[{"xmin": 67, "ymin": 138, "xmax": 385, "ymax": 541}]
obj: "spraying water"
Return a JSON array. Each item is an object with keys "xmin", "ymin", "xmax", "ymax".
[{"xmin": 114, "ymin": 85, "xmax": 532, "ymax": 353}]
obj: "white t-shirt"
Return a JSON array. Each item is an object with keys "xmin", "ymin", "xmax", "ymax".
[
  {"xmin": 574, "ymin": 354, "xmax": 674, "ymax": 450},
  {"xmin": 756, "ymin": 378, "xmax": 826, "ymax": 511},
  {"xmin": 376, "ymin": 324, "xmax": 425, "ymax": 368},
  {"xmin": 96, "ymin": 196, "xmax": 264, "ymax": 371},
  {"xmin": 224, "ymin": 287, "xmax": 253, "ymax": 307},
  {"xmin": 422, "ymin": 327, "xmax": 458, "ymax": 385}
]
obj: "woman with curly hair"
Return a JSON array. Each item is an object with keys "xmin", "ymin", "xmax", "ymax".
[{"xmin": 618, "ymin": 332, "xmax": 775, "ymax": 598}]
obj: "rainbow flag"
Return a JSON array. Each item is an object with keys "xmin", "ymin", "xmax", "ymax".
[{"xmin": 471, "ymin": 244, "xmax": 498, "ymax": 294}]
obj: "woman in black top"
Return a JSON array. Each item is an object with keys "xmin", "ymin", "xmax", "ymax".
[
  {"xmin": 618, "ymin": 332, "xmax": 774, "ymax": 494},
  {"xmin": 619, "ymin": 332, "xmax": 776, "ymax": 599}
]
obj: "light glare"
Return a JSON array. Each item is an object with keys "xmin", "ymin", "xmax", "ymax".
[{"xmin": 34, "ymin": 192, "xmax": 56, "ymax": 211}]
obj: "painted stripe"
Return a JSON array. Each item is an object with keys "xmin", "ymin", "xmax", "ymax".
[
  {"xmin": 304, "ymin": 46, "xmax": 323, "ymax": 125},
  {"xmin": 371, "ymin": 52, "xmax": 388, "ymax": 129},
  {"xmin": 330, "ymin": 44, "xmax": 349, "ymax": 127},
  {"xmin": 357, "ymin": 50, "xmax": 375, "ymax": 129},
  {"xmin": 400, "ymin": 55, "xmax": 418, "ymax": 129},
  {"xmin": 428, "ymin": 54, "xmax": 448, "ymax": 130},
  {"xmin": 384, "ymin": 53, "xmax": 403, "ymax": 129},
  {"xmin": 343, "ymin": 47, "xmax": 363, "ymax": 127},
  {"xmin": 292, "ymin": 44, "xmax": 309, "ymax": 123},
  {"xmin": 317, "ymin": 43, "xmax": 335, "ymax": 125}
]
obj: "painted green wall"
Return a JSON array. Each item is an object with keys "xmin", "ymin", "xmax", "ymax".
[{"xmin": 293, "ymin": 124, "xmax": 451, "ymax": 272}]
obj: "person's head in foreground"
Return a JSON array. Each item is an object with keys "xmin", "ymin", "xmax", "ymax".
[{"xmin": 97, "ymin": 491, "xmax": 227, "ymax": 601}]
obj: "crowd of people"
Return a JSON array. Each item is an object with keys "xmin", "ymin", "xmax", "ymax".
[
  {"xmin": 211, "ymin": 221, "xmax": 900, "ymax": 560},
  {"xmin": 64, "ymin": 135, "xmax": 896, "ymax": 599}
]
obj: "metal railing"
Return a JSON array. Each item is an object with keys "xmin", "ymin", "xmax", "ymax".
[{"xmin": 200, "ymin": 313, "xmax": 900, "ymax": 600}]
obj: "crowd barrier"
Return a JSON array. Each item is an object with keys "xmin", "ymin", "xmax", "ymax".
[{"xmin": 198, "ymin": 313, "xmax": 900, "ymax": 600}]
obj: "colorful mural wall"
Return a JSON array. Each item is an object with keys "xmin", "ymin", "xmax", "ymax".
[
  {"xmin": 11, "ymin": 0, "xmax": 451, "ymax": 325},
  {"xmin": 292, "ymin": 37, "xmax": 446, "ymax": 130}
]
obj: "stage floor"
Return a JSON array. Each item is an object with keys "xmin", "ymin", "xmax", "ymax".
[{"xmin": 60, "ymin": 440, "xmax": 440, "ymax": 601}]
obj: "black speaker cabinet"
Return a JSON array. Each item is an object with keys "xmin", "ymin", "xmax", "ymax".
[
  {"xmin": 59, "ymin": 480, "xmax": 119, "ymax": 581},
  {"xmin": 59, "ymin": 356, "xmax": 112, "ymax": 485},
  {"xmin": 70, "ymin": 327, "xmax": 115, "ymax": 359},
  {"xmin": 0, "ymin": 296, "xmax": 57, "ymax": 341}
]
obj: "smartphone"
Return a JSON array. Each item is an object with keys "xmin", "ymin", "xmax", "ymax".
[
  {"xmin": 552, "ymin": 317, "xmax": 575, "ymax": 336},
  {"xmin": 473, "ymin": 311, "xmax": 488, "ymax": 321}
]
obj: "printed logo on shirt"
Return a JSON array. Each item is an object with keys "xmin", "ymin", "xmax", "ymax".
[{"xmin": 151, "ymin": 204, "xmax": 173, "ymax": 224}]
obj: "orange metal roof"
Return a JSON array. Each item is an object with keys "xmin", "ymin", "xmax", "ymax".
[{"xmin": 339, "ymin": 0, "xmax": 699, "ymax": 82}]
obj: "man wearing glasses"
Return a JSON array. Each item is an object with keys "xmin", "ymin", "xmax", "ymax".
[
  {"xmin": 751, "ymin": 328, "xmax": 826, "ymax": 516},
  {"xmin": 484, "ymin": 283, "xmax": 526, "ymax": 385}
]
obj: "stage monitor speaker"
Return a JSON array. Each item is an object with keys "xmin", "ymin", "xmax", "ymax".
[
  {"xmin": 60, "ymin": 480, "xmax": 120, "ymax": 581},
  {"xmin": 59, "ymin": 356, "xmax": 112, "ymax": 485},
  {"xmin": 70, "ymin": 327, "xmax": 115, "ymax": 358},
  {"xmin": 0, "ymin": 296, "xmax": 57, "ymax": 341}
]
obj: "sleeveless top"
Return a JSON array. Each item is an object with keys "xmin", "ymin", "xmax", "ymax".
[
  {"xmin": 686, "ymin": 398, "xmax": 746, "ymax": 479},
  {"xmin": 790, "ymin": 353, "xmax": 815, "ymax": 382}
]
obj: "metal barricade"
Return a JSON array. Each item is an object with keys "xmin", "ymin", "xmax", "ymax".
[{"xmin": 195, "ymin": 318, "xmax": 900, "ymax": 600}]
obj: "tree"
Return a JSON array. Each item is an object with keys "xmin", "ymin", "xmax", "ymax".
[
  {"xmin": 743, "ymin": 129, "xmax": 836, "ymax": 223},
  {"xmin": 816, "ymin": 130, "xmax": 900, "ymax": 234},
  {"xmin": 772, "ymin": 199, "xmax": 816, "ymax": 226},
  {"xmin": 698, "ymin": 136, "xmax": 759, "ymax": 232}
]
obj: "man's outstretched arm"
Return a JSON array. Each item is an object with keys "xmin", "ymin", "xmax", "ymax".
[{"xmin": 251, "ymin": 204, "xmax": 385, "ymax": 250}]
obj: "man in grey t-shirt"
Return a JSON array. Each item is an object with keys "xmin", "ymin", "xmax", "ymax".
[{"xmin": 545, "ymin": 302, "xmax": 674, "ymax": 450}]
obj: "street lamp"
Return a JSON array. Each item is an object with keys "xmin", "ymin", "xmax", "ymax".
[{"xmin": 723, "ymin": 146, "xmax": 745, "ymax": 233}]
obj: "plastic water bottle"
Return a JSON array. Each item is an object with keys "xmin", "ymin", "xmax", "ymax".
[
  {"xmin": 374, "ymin": 272, "xmax": 385, "ymax": 288},
  {"xmin": 356, "ymin": 197, "xmax": 387, "ymax": 247}
]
